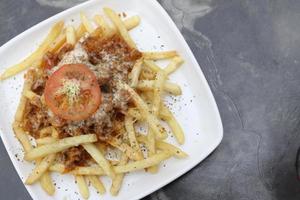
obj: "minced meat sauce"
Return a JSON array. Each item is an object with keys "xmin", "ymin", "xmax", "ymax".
[{"xmin": 21, "ymin": 34, "xmax": 142, "ymax": 170}]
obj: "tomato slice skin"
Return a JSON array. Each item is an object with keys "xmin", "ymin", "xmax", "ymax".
[{"xmin": 44, "ymin": 64, "xmax": 101, "ymax": 121}]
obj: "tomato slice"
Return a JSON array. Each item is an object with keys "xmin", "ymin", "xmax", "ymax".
[{"xmin": 44, "ymin": 64, "xmax": 101, "ymax": 121}]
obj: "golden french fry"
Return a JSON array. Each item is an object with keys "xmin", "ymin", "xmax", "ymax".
[
  {"xmin": 71, "ymin": 166, "xmax": 105, "ymax": 176},
  {"xmin": 142, "ymin": 51, "xmax": 178, "ymax": 60},
  {"xmin": 15, "ymin": 77, "xmax": 33, "ymax": 122},
  {"xmin": 12, "ymin": 123, "xmax": 32, "ymax": 153},
  {"xmin": 82, "ymin": 143, "xmax": 115, "ymax": 178},
  {"xmin": 36, "ymin": 137, "xmax": 57, "ymax": 145},
  {"xmin": 156, "ymin": 141, "xmax": 188, "ymax": 158},
  {"xmin": 104, "ymin": 7, "xmax": 136, "ymax": 48},
  {"xmin": 152, "ymin": 70, "xmax": 166, "ymax": 116},
  {"xmin": 90, "ymin": 26, "xmax": 105, "ymax": 37},
  {"xmin": 161, "ymin": 105, "xmax": 185, "ymax": 144},
  {"xmin": 86, "ymin": 175, "xmax": 106, "ymax": 194},
  {"xmin": 23, "ymin": 90, "xmax": 39, "ymax": 101},
  {"xmin": 14, "ymin": 95, "xmax": 27, "ymax": 123},
  {"xmin": 94, "ymin": 15, "xmax": 140, "ymax": 37},
  {"xmin": 123, "ymin": 16, "xmax": 140, "ymax": 30},
  {"xmin": 159, "ymin": 106, "xmax": 171, "ymax": 120},
  {"xmin": 137, "ymin": 135, "xmax": 188, "ymax": 158},
  {"xmin": 25, "ymin": 134, "xmax": 97, "ymax": 161},
  {"xmin": 137, "ymin": 80, "xmax": 182, "ymax": 96},
  {"xmin": 76, "ymin": 23, "xmax": 86, "ymax": 40},
  {"xmin": 66, "ymin": 26, "xmax": 76, "ymax": 45},
  {"xmin": 124, "ymin": 116, "xmax": 143, "ymax": 160},
  {"xmin": 40, "ymin": 172, "xmax": 55, "ymax": 195},
  {"xmin": 75, "ymin": 175, "xmax": 89, "ymax": 199},
  {"xmin": 163, "ymin": 82, "xmax": 182, "ymax": 95},
  {"xmin": 110, "ymin": 154, "xmax": 128, "ymax": 196},
  {"xmin": 164, "ymin": 56, "xmax": 184, "ymax": 75},
  {"xmin": 147, "ymin": 131, "xmax": 155, "ymax": 155},
  {"xmin": 56, "ymin": 150, "xmax": 177, "ymax": 176},
  {"xmin": 93, "ymin": 15, "xmax": 113, "ymax": 36},
  {"xmin": 80, "ymin": 12, "xmax": 94, "ymax": 33},
  {"xmin": 48, "ymin": 32, "xmax": 66, "ymax": 53},
  {"xmin": 146, "ymin": 129, "xmax": 158, "ymax": 173},
  {"xmin": 0, "ymin": 21, "xmax": 64, "ymax": 80},
  {"xmin": 129, "ymin": 59, "xmax": 143, "ymax": 87},
  {"xmin": 123, "ymin": 83, "xmax": 167, "ymax": 139},
  {"xmin": 114, "ymin": 152, "xmax": 172, "ymax": 173},
  {"xmin": 140, "ymin": 68, "xmax": 156, "ymax": 80},
  {"xmin": 25, "ymin": 154, "xmax": 56, "ymax": 184},
  {"xmin": 143, "ymin": 60, "xmax": 162, "ymax": 73},
  {"xmin": 110, "ymin": 172, "xmax": 124, "ymax": 196},
  {"xmin": 107, "ymin": 138, "xmax": 141, "ymax": 161},
  {"xmin": 49, "ymin": 164, "xmax": 65, "ymax": 173},
  {"xmin": 127, "ymin": 108, "xmax": 142, "ymax": 120}
]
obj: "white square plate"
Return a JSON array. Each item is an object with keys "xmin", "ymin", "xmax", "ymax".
[{"xmin": 0, "ymin": 0, "xmax": 223, "ymax": 199}]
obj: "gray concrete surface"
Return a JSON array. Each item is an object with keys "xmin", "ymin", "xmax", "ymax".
[{"xmin": 1, "ymin": 0, "xmax": 300, "ymax": 199}]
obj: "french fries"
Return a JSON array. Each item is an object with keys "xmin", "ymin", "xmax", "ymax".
[
  {"xmin": 86, "ymin": 175, "xmax": 106, "ymax": 195},
  {"xmin": 93, "ymin": 15, "xmax": 112, "ymax": 36},
  {"xmin": 163, "ymin": 82, "xmax": 182, "ymax": 95},
  {"xmin": 23, "ymin": 90, "xmax": 39, "ymax": 101},
  {"xmin": 76, "ymin": 23, "xmax": 87, "ymax": 40},
  {"xmin": 80, "ymin": 12, "xmax": 94, "ymax": 33},
  {"xmin": 160, "ymin": 105, "xmax": 185, "ymax": 144},
  {"xmin": 110, "ymin": 172, "xmax": 125, "ymax": 196},
  {"xmin": 123, "ymin": 16, "xmax": 140, "ymax": 30},
  {"xmin": 164, "ymin": 56, "xmax": 184, "ymax": 75},
  {"xmin": 143, "ymin": 60, "xmax": 162, "ymax": 73},
  {"xmin": 36, "ymin": 137, "xmax": 57, "ymax": 145},
  {"xmin": 70, "ymin": 166, "xmax": 105, "ymax": 176},
  {"xmin": 114, "ymin": 152, "xmax": 172, "ymax": 173},
  {"xmin": 9, "ymin": 7, "xmax": 188, "ymax": 199},
  {"xmin": 49, "ymin": 164, "xmax": 66, "ymax": 174},
  {"xmin": 25, "ymin": 134, "xmax": 97, "ymax": 161},
  {"xmin": 82, "ymin": 143, "xmax": 116, "ymax": 178},
  {"xmin": 76, "ymin": 175, "xmax": 89, "ymax": 199},
  {"xmin": 127, "ymin": 108, "xmax": 142, "ymax": 120},
  {"xmin": 48, "ymin": 32, "xmax": 66, "ymax": 53},
  {"xmin": 104, "ymin": 7, "xmax": 136, "ymax": 48},
  {"xmin": 129, "ymin": 59, "xmax": 143, "ymax": 87},
  {"xmin": 142, "ymin": 51, "xmax": 178, "ymax": 60},
  {"xmin": 146, "ymin": 129, "xmax": 158, "ymax": 173},
  {"xmin": 125, "ymin": 116, "xmax": 143, "ymax": 160},
  {"xmin": 152, "ymin": 70, "xmax": 166, "ymax": 115},
  {"xmin": 94, "ymin": 15, "xmax": 140, "ymax": 37},
  {"xmin": 0, "ymin": 21, "xmax": 64, "ymax": 80},
  {"xmin": 13, "ymin": 123, "xmax": 33, "ymax": 153},
  {"xmin": 110, "ymin": 154, "xmax": 128, "ymax": 196},
  {"xmin": 123, "ymin": 83, "xmax": 167, "ymax": 140},
  {"xmin": 40, "ymin": 172, "xmax": 55, "ymax": 195},
  {"xmin": 107, "ymin": 137, "xmax": 141, "ymax": 161},
  {"xmin": 60, "ymin": 152, "xmax": 172, "ymax": 174},
  {"xmin": 136, "ymin": 80, "xmax": 182, "ymax": 96},
  {"xmin": 15, "ymin": 77, "xmax": 33, "ymax": 122},
  {"xmin": 25, "ymin": 154, "xmax": 56, "ymax": 184},
  {"xmin": 137, "ymin": 135, "xmax": 188, "ymax": 158},
  {"xmin": 66, "ymin": 26, "xmax": 76, "ymax": 45}
]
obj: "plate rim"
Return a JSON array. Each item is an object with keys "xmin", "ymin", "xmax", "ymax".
[{"xmin": 0, "ymin": 0, "xmax": 223, "ymax": 199}]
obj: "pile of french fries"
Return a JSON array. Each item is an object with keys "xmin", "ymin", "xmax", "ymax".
[{"xmin": 4, "ymin": 7, "xmax": 187, "ymax": 199}]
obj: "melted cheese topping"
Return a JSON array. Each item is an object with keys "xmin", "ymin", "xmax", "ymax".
[{"xmin": 56, "ymin": 79, "xmax": 81, "ymax": 105}]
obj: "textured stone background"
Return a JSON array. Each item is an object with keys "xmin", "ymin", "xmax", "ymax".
[{"xmin": 1, "ymin": 0, "xmax": 300, "ymax": 199}]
